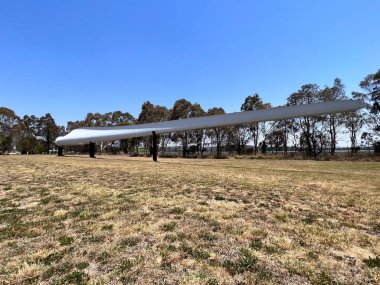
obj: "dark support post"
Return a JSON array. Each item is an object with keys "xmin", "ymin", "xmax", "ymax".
[
  {"xmin": 58, "ymin": 146, "xmax": 63, "ymax": 156},
  {"xmin": 89, "ymin": 142, "xmax": 96, "ymax": 158},
  {"xmin": 152, "ymin": 131, "xmax": 158, "ymax": 162}
]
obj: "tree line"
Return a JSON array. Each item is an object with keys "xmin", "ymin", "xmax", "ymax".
[{"xmin": 1, "ymin": 70, "xmax": 379, "ymax": 158}]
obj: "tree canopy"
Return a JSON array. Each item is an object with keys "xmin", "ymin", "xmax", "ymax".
[{"xmin": 1, "ymin": 69, "xmax": 379, "ymax": 157}]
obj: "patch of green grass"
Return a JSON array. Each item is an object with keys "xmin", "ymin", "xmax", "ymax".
[
  {"xmin": 180, "ymin": 244, "xmax": 210, "ymax": 260},
  {"xmin": 160, "ymin": 256, "xmax": 173, "ymax": 270},
  {"xmin": 223, "ymin": 248, "xmax": 258, "ymax": 275},
  {"xmin": 43, "ymin": 261, "xmax": 73, "ymax": 279},
  {"xmin": 161, "ymin": 244, "xmax": 177, "ymax": 256},
  {"xmin": 101, "ymin": 224, "xmax": 113, "ymax": 231},
  {"xmin": 313, "ymin": 271, "xmax": 341, "ymax": 285},
  {"xmin": 257, "ymin": 265, "xmax": 273, "ymax": 280},
  {"xmin": 214, "ymin": 195, "xmax": 226, "ymax": 201},
  {"xmin": 180, "ymin": 243, "xmax": 193, "ymax": 256},
  {"xmin": 363, "ymin": 256, "xmax": 380, "ymax": 268},
  {"xmin": 170, "ymin": 207, "xmax": 186, "ymax": 214},
  {"xmin": 164, "ymin": 233, "xmax": 177, "ymax": 242},
  {"xmin": 119, "ymin": 236, "xmax": 140, "ymax": 248},
  {"xmin": 96, "ymin": 251, "xmax": 111, "ymax": 264},
  {"xmin": 161, "ymin": 221, "xmax": 177, "ymax": 232},
  {"xmin": 209, "ymin": 220, "xmax": 222, "ymax": 232},
  {"xmin": 250, "ymin": 238, "xmax": 263, "ymax": 250},
  {"xmin": 199, "ymin": 232, "xmax": 217, "ymax": 242},
  {"xmin": 86, "ymin": 234, "xmax": 105, "ymax": 243},
  {"xmin": 40, "ymin": 196, "xmax": 53, "ymax": 205},
  {"xmin": 119, "ymin": 258, "xmax": 134, "ymax": 272},
  {"xmin": 302, "ymin": 213, "xmax": 317, "ymax": 224},
  {"xmin": 264, "ymin": 244, "xmax": 284, "ymax": 255},
  {"xmin": 4, "ymin": 185, "xmax": 12, "ymax": 191},
  {"xmin": 0, "ymin": 222, "xmax": 28, "ymax": 241},
  {"xmin": 59, "ymin": 235, "xmax": 74, "ymax": 246},
  {"xmin": 275, "ymin": 211, "xmax": 288, "ymax": 222},
  {"xmin": 192, "ymin": 249, "xmax": 211, "ymax": 260},
  {"xmin": 177, "ymin": 232, "xmax": 187, "ymax": 240},
  {"xmin": 61, "ymin": 270, "xmax": 87, "ymax": 285},
  {"xmin": 38, "ymin": 252, "xmax": 65, "ymax": 265},
  {"xmin": 206, "ymin": 278, "xmax": 219, "ymax": 285},
  {"xmin": 76, "ymin": 262, "xmax": 89, "ymax": 270},
  {"xmin": 307, "ymin": 251, "xmax": 319, "ymax": 260},
  {"xmin": 251, "ymin": 229, "xmax": 268, "ymax": 239},
  {"xmin": 194, "ymin": 271, "xmax": 207, "ymax": 280}
]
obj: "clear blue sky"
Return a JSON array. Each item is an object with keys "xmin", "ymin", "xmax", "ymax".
[{"xmin": 1, "ymin": 0, "xmax": 379, "ymax": 126}]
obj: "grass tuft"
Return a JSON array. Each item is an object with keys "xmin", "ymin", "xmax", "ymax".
[
  {"xmin": 363, "ymin": 256, "xmax": 380, "ymax": 268},
  {"xmin": 58, "ymin": 236, "xmax": 74, "ymax": 246},
  {"xmin": 223, "ymin": 248, "xmax": 258, "ymax": 275},
  {"xmin": 161, "ymin": 221, "xmax": 177, "ymax": 232}
]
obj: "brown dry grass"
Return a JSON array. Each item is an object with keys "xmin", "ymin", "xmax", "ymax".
[{"xmin": 0, "ymin": 155, "xmax": 379, "ymax": 285}]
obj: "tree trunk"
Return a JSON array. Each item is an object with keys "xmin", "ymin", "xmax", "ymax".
[
  {"xmin": 182, "ymin": 145, "xmax": 186, "ymax": 158},
  {"xmin": 253, "ymin": 124, "xmax": 259, "ymax": 155},
  {"xmin": 329, "ymin": 117, "xmax": 336, "ymax": 155}
]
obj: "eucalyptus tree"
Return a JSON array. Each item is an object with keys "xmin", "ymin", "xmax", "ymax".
[
  {"xmin": 207, "ymin": 107, "xmax": 227, "ymax": 157},
  {"xmin": 241, "ymin": 94, "xmax": 271, "ymax": 154},
  {"xmin": 138, "ymin": 101, "xmax": 170, "ymax": 155},
  {"xmin": 170, "ymin": 99, "xmax": 194, "ymax": 157},
  {"xmin": 111, "ymin": 111, "xmax": 135, "ymax": 153},
  {"xmin": 352, "ymin": 69, "xmax": 380, "ymax": 140},
  {"xmin": 37, "ymin": 113, "xmax": 60, "ymax": 153},
  {"xmin": 320, "ymin": 78, "xmax": 347, "ymax": 155},
  {"xmin": 17, "ymin": 115, "xmax": 40, "ymax": 154},
  {"xmin": 227, "ymin": 125, "xmax": 251, "ymax": 155},
  {"xmin": 267, "ymin": 120, "xmax": 289, "ymax": 154},
  {"xmin": 0, "ymin": 107, "xmax": 19, "ymax": 153},
  {"xmin": 84, "ymin": 112, "xmax": 103, "ymax": 126},
  {"xmin": 287, "ymin": 84, "xmax": 328, "ymax": 158},
  {"xmin": 156, "ymin": 107, "xmax": 172, "ymax": 155},
  {"xmin": 344, "ymin": 110, "xmax": 364, "ymax": 153},
  {"xmin": 190, "ymin": 103, "xmax": 206, "ymax": 156}
]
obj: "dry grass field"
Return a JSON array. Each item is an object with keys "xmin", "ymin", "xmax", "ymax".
[{"xmin": 0, "ymin": 155, "xmax": 379, "ymax": 285}]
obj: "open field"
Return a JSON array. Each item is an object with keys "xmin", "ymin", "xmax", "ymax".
[{"xmin": 0, "ymin": 156, "xmax": 379, "ymax": 285}]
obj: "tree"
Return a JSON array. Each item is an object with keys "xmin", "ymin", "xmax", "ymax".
[
  {"xmin": 66, "ymin": 111, "xmax": 135, "ymax": 154},
  {"xmin": 267, "ymin": 122, "xmax": 287, "ymax": 154},
  {"xmin": 361, "ymin": 132, "xmax": 373, "ymax": 154},
  {"xmin": 37, "ymin": 113, "xmax": 60, "ymax": 153},
  {"xmin": 138, "ymin": 101, "xmax": 169, "ymax": 155},
  {"xmin": 270, "ymin": 118, "xmax": 296, "ymax": 155},
  {"xmin": 138, "ymin": 101, "xmax": 155, "ymax": 124},
  {"xmin": 283, "ymin": 118, "xmax": 300, "ymax": 153},
  {"xmin": 241, "ymin": 94, "xmax": 271, "ymax": 154},
  {"xmin": 94, "ymin": 111, "xmax": 135, "ymax": 153},
  {"xmin": 17, "ymin": 115, "xmax": 41, "ymax": 154},
  {"xmin": 170, "ymin": 99, "xmax": 194, "ymax": 157},
  {"xmin": 0, "ymin": 107, "xmax": 19, "ymax": 154},
  {"xmin": 352, "ymin": 69, "xmax": 380, "ymax": 140},
  {"xmin": 159, "ymin": 108, "xmax": 172, "ymax": 155},
  {"xmin": 84, "ymin": 112, "xmax": 103, "ymax": 127},
  {"xmin": 227, "ymin": 125, "xmax": 250, "ymax": 155},
  {"xmin": 287, "ymin": 84, "xmax": 328, "ymax": 158},
  {"xmin": 320, "ymin": 78, "xmax": 347, "ymax": 155},
  {"xmin": 344, "ymin": 110, "xmax": 364, "ymax": 153},
  {"xmin": 190, "ymin": 103, "xmax": 206, "ymax": 156},
  {"xmin": 207, "ymin": 107, "xmax": 227, "ymax": 157},
  {"xmin": 112, "ymin": 111, "xmax": 135, "ymax": 153}
]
